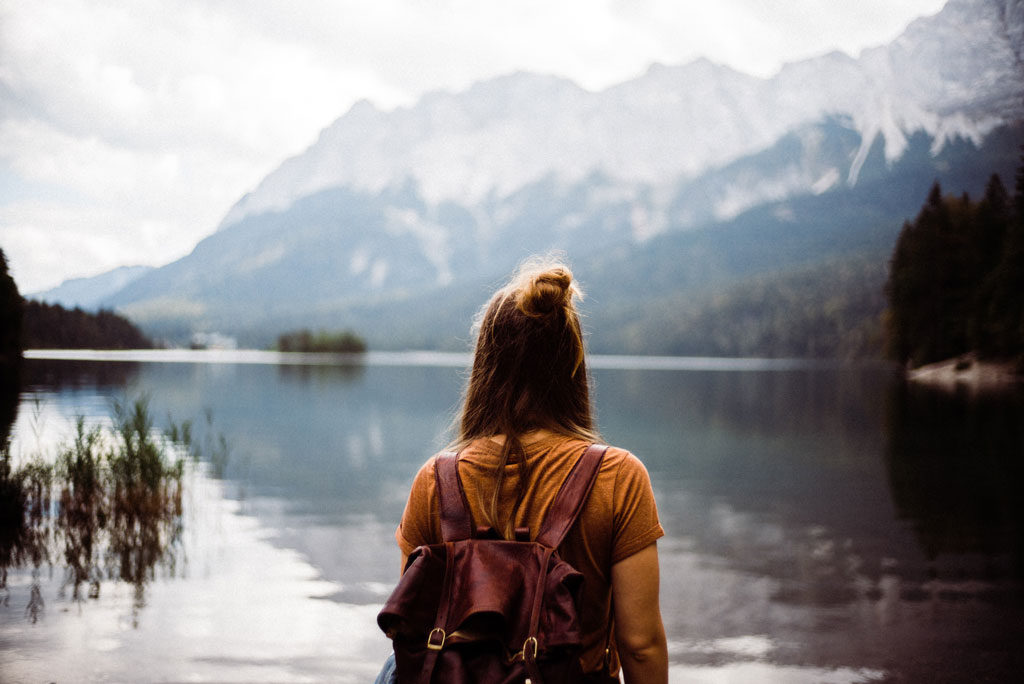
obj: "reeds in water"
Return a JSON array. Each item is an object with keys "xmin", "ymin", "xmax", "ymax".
[{"xmin": 0, "ymin": 397, "xmax": 222, "ymax": 624}]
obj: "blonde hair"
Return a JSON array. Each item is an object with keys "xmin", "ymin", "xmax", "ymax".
[{"xmin": 455, "ymin": 255, "xmax": 599, "ymax": 536}]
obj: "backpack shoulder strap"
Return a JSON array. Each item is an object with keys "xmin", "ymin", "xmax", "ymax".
[
  {"xmin": 434, "ymin": 451, "xmax": 474, "ymax": 542},
  {"xmin": 535, "ymin": 443, "xmax": 608, "ymax": 549}
]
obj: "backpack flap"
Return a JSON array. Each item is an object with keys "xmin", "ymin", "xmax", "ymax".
[
  {"xmin": 378, "ymin": 538, "xmax": 585, "ymax": 654},
  {"xmin": 378, "ymin": 543, "xmax": 449, "ymax": 641}
]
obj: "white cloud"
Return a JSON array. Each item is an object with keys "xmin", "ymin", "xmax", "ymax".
[
  {"xmin": 0, "ymin": 0, "xmax": 948, "ymax": 293},
  {"xmin": 0, "ymin": 202, "xmax": 172, "ymax": 295}
]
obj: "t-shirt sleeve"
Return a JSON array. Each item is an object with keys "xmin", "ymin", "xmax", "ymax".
[
  {"xmin": 611, "ymin": 452, "xmax": 665, "ymax": 564},
  {"xmin": 395, "ymin": 457, "xmax": 439, "ymax": 556}
]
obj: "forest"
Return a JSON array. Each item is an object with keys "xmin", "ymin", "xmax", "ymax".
[
  {"xmin": 886, "ymin": 158, "xmax": 1024, "ymax": 368},
  {"xmin": 590, "ymin": 254, "xmax": 887, "ymax": 359},
  {"xmin": 0, "ymin": 250, "xmax": 153, "ymax": 355},
  {"xmin": 21, "ymin": 301, "xmax": 153, "ymax": 350}
]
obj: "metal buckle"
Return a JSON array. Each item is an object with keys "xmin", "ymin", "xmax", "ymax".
[
  {"xmin": 510, "ymin": 636, "xmax": 539, "ymax": 663},
  {"xmin": 426, "ymin": 627, "xmax": 446, "ymax": 651}
]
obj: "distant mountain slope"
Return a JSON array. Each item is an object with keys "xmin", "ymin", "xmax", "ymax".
[
  {"xmin": 100, "ymin": 0, "xmax": 1024, "ymax": 353},
  {"xmin": 236, "ymin": 123, "xmax": 1015, "ymax": 355},
  {"xmin": 30, "ymin": 265, "xmax": 153, "ymax": 311}
]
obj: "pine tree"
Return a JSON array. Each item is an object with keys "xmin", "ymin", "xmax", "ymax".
[
  {"xmin": 888, "ymin": 150, "xmax": 1024, "ymax": 366},
  {"xmin": 981, "ymin": 150, "xmax": 1024, "ymax": 360},
  {"xmin": 974, "ymin": 174, "xmax": 1010, "ymax": 276},
  {"xmin": 887, "ymin": 218, "xmax": 924, "ymax": 363},
  {"xmin": 886, "ymin": 182, "xmax": 973, "ymax": 366},
  {"xmin": 0, "ymin": 248, "xmax": 24, "ymax": 365},
  {"xmin": 885, "ymin": 179, "xmax": 1011, "ymax": 366},
  {"xmin": 935, "ymin": 190, "xmax": 974, "ymax": 360},
  {"xmin": 971, "ymin": 174, "xmax": 1011, "ymax": 352}
]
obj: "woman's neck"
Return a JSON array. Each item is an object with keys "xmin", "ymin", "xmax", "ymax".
[{"xmin": 486, "ymin": 427, "xmax": 558, "ymax": 447}]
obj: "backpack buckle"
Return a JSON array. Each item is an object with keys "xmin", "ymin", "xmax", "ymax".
[
  {"xmin": 426, "ymin": 627, "xmax": 446, "ymax": 651},
  {"xmin": 523, "ymin": 636, "xmax": 538, "ymax": 659},
  {"xmin": 511, "ymin": 636, "xmax": 538, "ymax": 663}
]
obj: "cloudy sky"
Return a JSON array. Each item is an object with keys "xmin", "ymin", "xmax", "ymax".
[{"xmin": 0, "ymin": 0, "xmax": 948, "ymax": 294}]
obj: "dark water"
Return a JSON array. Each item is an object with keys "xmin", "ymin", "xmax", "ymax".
[{"xmin": 1, "ymin": 352, "xmax": 1022, "ymax": 683}]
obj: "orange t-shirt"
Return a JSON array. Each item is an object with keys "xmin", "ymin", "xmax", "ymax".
[{"xmin": 395, "ymin": 435, "xmax": 665, "ymax": 675}]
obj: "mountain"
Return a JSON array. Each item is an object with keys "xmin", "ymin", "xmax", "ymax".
[
  {"xmin": 216, "ymin": 0, "xmax": 1023, "ymax": 232},
  {"xmin": 102, "ymin": 0, "xmax": 1024, "ymax": 353},
  {"xmin": 30, "ymin": 265, "xmax": 154, "ymax": 311}
]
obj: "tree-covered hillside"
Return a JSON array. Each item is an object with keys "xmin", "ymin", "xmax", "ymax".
[
  {"xmin": 22, "ymin": 301, "xmax": 153, "ymax": 350},
  {"xmin": 886, "ymin": 157, "xmax": 1024, "ymax": 368},
  {"xmin": 2, "ymin": 251, "xmax": 153, "ymax": 356},
  {"xmin": 589, "ymin": 254, "xmax": 887, "ymax": 358}
]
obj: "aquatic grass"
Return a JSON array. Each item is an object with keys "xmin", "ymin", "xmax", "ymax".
[
  {"xmin": 1, "ymin": 444, "xmax": 54, "ymax": 621},
  {"xmin": 14, "ymin": 454, "xmax": 53, "ymax": 571},
  {"xmin": 0, "ymin": 397, "xmax": 226, "ymax": 623},
  {"xmin": 201, "ymin": 407, "xmax": 230, "ymax": 478},
  {"xmin": 0, "ymin": 443, "xmax": 29, "ymax": 601},
  {"xmin": 164, "ymin": 407, "xmax": 230, "ymax": 478},
  {"xmin": 164, "ymin": 416, "xmax": 195, "ymax": 459},
  {"xmin": 57, "ymin": 419, "xmax": 106, "ymax": 599},
  {"xmin": 107, "ymin": 399, "xmax": 185, "ymax": 600}
]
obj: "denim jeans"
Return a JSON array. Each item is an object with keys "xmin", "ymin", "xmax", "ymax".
[{"xmin": 373, "ymin": 652, "xmax": 397, "ymax": 684}]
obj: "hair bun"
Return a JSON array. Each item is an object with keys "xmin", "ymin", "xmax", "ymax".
[{"xmin": 517, "ymin": 266, "xmax": 573, "ymax": 317}]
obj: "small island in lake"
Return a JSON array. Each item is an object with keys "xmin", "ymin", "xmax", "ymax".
[{"xmin": 275, "ymin": 328, "xmax": 367, "ymax": 354}]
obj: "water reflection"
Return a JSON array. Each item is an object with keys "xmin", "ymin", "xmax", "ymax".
[
  {"xmin": 0, "ymin": 438, "xmax": 50, "ymax": 622},
  {"xmin": 885, "ymin": 380, "xmax": 1024, "ymax": 578},
  {"xmin": 594, "ymin": 365, "xmax": 1024, "ymax": 679},
  {"xmin": 276, "ymin": 360, "xmax": 366, "ymax": 384},
  {"xmin": 0, "ymin": 400, "xmax": 186, "ymax": 626},
  {"xmin": 596, "ymin": 366, "xmax": 903, "ymax": 573},
  {"xmin": 0, "ymin": 360, "xmax": 20, "ymax": 444},
  {"xmin": 121, "ymin": 362, "xmax": 464, "ymax": 520},
  {"xmin": 5, "ymin": 356, "xmax": 1024, "ymax": 682},
  {"xmin": 21, "ymin": 358, "xmax": 141, "ymax": 390}
]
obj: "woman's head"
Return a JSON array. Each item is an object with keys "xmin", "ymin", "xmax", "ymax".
[{"xmin": 459, "ymin": 255, "xmax": 597, "ymax": 443}]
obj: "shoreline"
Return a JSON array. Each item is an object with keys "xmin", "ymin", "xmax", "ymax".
[
  {"xmin": 21, "ymin": 348, "xmax": 862, "ymax": 372},
  {"xmin": 907, "ymin": 353, "xmax": 1022, "ymax": 392}
]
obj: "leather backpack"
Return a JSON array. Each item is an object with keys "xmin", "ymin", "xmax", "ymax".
[{"xmin": 378, "ymin": 443, "xmax": 609, "ymax": 684}]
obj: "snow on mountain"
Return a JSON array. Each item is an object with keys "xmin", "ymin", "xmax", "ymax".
[{"xmin": 219, "ymin": 0, "xmax": 1024, "ymax": 233}]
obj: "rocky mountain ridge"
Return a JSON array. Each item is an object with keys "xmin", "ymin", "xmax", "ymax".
[
  {"xmin": 44, "ymin": 0, "xmax": 1024, "ymax": 353},
  {"xmin": 218, "ymin": 0, "xmax": 1023, "ymax": 232}
]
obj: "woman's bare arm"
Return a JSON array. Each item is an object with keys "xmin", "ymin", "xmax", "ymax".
[{"xmin": 612, "ymin": 542, "xmax": 669, "ymax": 684}]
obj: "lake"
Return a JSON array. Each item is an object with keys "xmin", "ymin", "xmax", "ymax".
[{"xmin": 1, "ymin": 351, "xmax": 1022, "ymax": 683}]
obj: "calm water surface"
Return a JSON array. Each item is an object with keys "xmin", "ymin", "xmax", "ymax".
[{"xmin": 1, "ymin": 351, "xmax": 1022, "ymax": 683}]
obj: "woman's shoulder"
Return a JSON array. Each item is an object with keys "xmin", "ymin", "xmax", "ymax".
[
  {"xmin": 409, "ymin": 450, "xmax": 447, "ymax": 490},
  {"xmin": 589, "ymin": 444, "xmax": 657, "ymax": 501},
  {"xmin": 597, "ymin": 443, "xmax": 648, "ymax": 471},
  {"xmin": 541, "ymin": 439, "xmax": 651, "ymax": 482}
]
